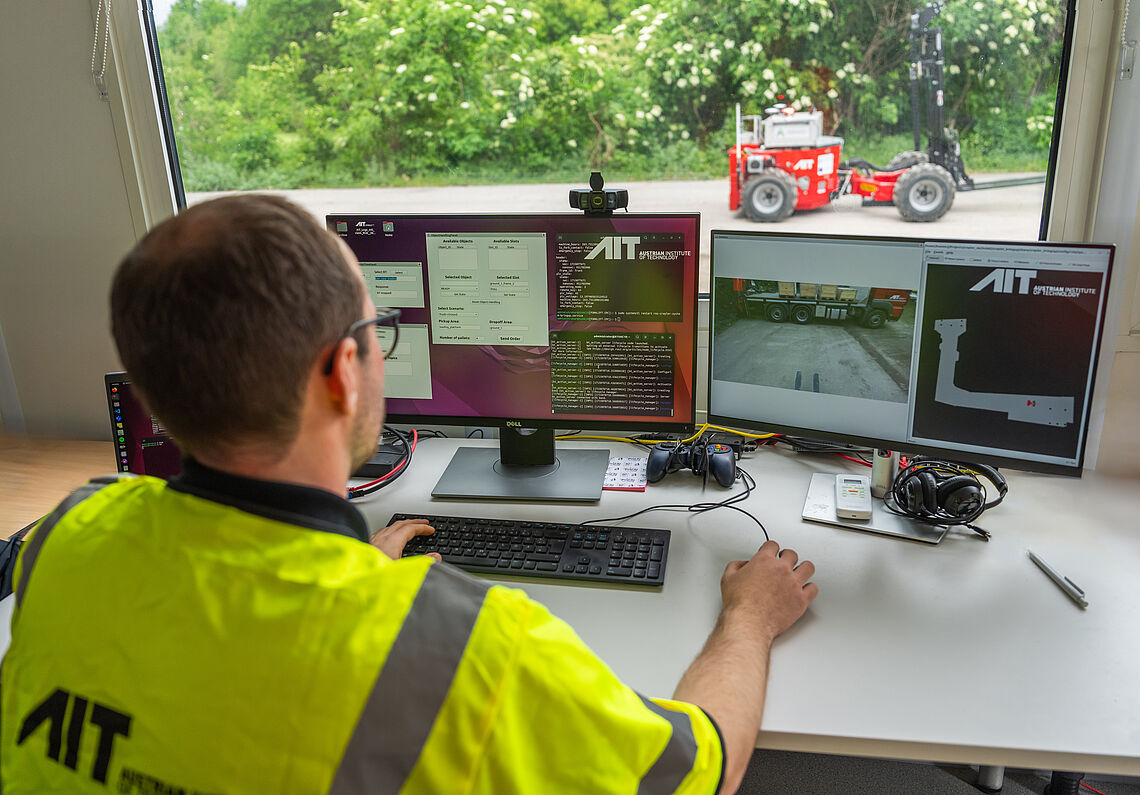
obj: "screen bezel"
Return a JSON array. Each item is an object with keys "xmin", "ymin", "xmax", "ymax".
[
  {"xmin": 328, "ymin": 212, "xmax": 701, "ymax": 435},
  {"xmin": 706, "ymin": 229, "xmax": 1115, "ymax": 476}
]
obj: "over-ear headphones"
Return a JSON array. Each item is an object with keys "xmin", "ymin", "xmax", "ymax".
[{"xmin": 889, "ymin": 457, "xmax": 1008, "ymax": 537}]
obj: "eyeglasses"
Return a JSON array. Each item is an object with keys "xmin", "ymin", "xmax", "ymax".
[{"xmin": 322, "ymin": 307, "xmax": 401, "ymax": 375}]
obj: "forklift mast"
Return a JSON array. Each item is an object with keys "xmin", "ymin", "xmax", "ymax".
[{"xmin": 909, "ymin": 1, "xmax": 974, "ymax": 188}]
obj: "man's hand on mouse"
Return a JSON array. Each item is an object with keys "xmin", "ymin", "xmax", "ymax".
[
  {"xmin": 370, "ymin": 518, "xmax": 441, "ymax": 562},
  {"xmin": 720, "ymin": 540, "xmax": 818, "ymax": 643}
]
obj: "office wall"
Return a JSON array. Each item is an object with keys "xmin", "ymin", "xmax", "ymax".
[{"xmin": 0, "ymin": 2, "xmax": 139, "ymax": 439}]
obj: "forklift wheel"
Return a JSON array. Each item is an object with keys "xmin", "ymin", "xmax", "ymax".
[
  {"xmin": 741, "ymin": 170, "xmax": 797, "ymax": 222},
  {"xmin": 894, "ymin": 163, "xmax": 955, "ymax": 222}
]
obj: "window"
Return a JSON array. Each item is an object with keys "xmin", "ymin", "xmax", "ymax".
[{"xmin": 153, "ymin": 0, "xmax": 1074, "ymax": 289}]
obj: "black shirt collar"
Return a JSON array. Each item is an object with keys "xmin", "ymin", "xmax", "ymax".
[{"xmin": 168, "ymin": 458, "xmax": 370, "ymax": 542}]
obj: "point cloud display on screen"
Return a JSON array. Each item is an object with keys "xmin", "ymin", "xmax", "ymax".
[
  {"xmin": 708, "ymin": 233, "xmax": 1112, "ymax": 472},
  {"xmin": 330, "ymin": 215, "xmax": 699, "ymax": 430}
]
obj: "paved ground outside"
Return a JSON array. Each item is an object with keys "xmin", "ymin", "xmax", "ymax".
[
  {"xmin": 713, "ymin": 313, "xmax": 914, "ymax": 402},
  {"xmin": 189, "ymin": 174, "xmax": 1046, "ymax": 291}
]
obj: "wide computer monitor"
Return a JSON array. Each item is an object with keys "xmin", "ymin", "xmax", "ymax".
[
  {"xmin": 328, "ymin": 213, "xmax": 701, "ymax": 501},
  {"xmin": 708, "ymin": 231, "xmax": 1114, "ymax": 475}
]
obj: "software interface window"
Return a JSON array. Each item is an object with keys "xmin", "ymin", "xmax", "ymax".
[
  {"xmin": 709, "ymin": 233, "xmax": 1112, "ymax": 471},
  {"xmin": 329, "ymin": 215, "xmax": 700, "ymax": 429}
]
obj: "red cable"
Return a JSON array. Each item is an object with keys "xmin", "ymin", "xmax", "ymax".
[
  {"xmin": 836, "ymin": 453, "xmax": 872, "ymax": 467},
  {"xmin": 349, "ymin": 429, "xmax": 418, "ymax": 495},
  {"xmin": 1081, "ymin": 783, "xmax": 1108, "ymax": 795}
]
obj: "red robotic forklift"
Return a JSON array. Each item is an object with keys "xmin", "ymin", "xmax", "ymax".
[{"xmin": 728, "ymin": 1, "xmax": 973, "ymax": 223}]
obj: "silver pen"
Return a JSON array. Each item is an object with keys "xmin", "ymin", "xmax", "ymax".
[{"xmin": 1027, "ymin": 549, "xmax": 1088, "ymax": 609}]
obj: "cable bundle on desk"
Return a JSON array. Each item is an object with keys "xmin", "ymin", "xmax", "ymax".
[{"xmin": 348, "ymin": 427, "xmax": 417, "ymax": 500}]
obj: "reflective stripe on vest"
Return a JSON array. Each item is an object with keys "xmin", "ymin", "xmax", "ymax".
[
  {"xmin": 15, "ymin": 475, "xmax": 131, "ymax": 606},
  {"xmin": 636, "ymin": 694, "xmax": 700, "ymax": 795},
  {"xmin": 330, "ymin": 564, "xmax": 490, "ymax": 794}
]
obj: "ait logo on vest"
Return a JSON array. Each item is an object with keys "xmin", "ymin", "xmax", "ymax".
[{"xmin": 18, "ymin": 687, "xmax": 131, "ymax": 784}]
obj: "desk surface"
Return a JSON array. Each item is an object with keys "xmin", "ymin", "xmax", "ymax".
[
  {"xmin": 0, "ymin": 435, "xmax": 116, "ymax": 538},
  {"xmin": 4, "ymin": 435, "xmax": 1139, "ymax": 775},
  {"xmin": 361, "ymin": 438, "xmax": 1140, "ymax": 776}
]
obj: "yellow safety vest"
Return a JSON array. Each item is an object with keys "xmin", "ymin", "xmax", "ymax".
[{"xmin": 1, "ymin": 474, "xmax": 723, "ymax": 793}]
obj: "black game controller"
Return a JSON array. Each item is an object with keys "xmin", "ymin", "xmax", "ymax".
[{"xmin": 646, "ymin": 441, "xmax": 737, "ymax": 488}]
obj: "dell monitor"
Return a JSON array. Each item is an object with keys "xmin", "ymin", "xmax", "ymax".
[
  {"xmin": 708, "ymin": 231, "xmax": 1113, "ymax": 476},
  {"xmin": 329, "ymin": 213, "xmax": 700, "ymax": 501}
]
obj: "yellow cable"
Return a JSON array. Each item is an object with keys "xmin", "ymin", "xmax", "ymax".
[{"xmin": 556, "ymin": 424, "xmax": 779, "ymax": 448}]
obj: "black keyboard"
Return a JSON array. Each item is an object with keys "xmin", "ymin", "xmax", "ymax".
[{"xmin": 391, "ymin": 513, "xmax": 670, "ymax": 587}]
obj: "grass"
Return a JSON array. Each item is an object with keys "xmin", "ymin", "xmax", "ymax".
[{"xmin": 181, "ymin": 134, "xmax": 1048, "ymax": 192}]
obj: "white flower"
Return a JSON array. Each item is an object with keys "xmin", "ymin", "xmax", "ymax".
[
  {"xmin": 424, "ymin": 75, "xmax": 435, "ymax": 82},
  {"xmin": 460, "ymin": 101, "xmax": 471, "ymax": 109},
  {"xmin": 390, "ymin": 27, "xmax": 405, "ymax": 35},
  {"xmin": 808, "ymin": 22, "xmax": 819, "ymax": 33},
  {"xmin": 568, "ymin": 139, "xmax": 577, "ymax": 147},
  {"xmin": 396, "ymin": 64, "xmax": 407, "ymax": 74},
  {"xmin": 428, "ymin": 92, "xmax": 437, "ymax": 101}
]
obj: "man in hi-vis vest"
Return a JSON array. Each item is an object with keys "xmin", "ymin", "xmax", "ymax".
[{"xmin": 1, "ymin": 195, "xmax": 817, "ymax": 793}]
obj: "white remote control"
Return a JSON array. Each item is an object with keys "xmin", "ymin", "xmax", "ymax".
[{"xmin": 835, "ymin": 474, "xmax": 873, "ymax": 520}]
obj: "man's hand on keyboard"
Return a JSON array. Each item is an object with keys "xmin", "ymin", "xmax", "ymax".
[{"xmin": 370, "ymin": 518, "xmax": 441, "ymax": 562}]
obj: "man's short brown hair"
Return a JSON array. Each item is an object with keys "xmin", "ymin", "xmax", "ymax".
[{"xmin": 111, "ymin": 194, "xmax": 366, "ymax": 457}]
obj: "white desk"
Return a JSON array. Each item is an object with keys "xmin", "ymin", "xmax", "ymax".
[
  {"xmin": 354, "ymin": 437, "xmax": 1140, "ymax": 776},
  {"xmin": 3, "ymin": 436, "xmax": 1137, "ymax": 775}
]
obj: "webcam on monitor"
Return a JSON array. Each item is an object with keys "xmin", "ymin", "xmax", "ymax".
[{"xmin": 569, "ymin": 171, "xmax": 628, "ymax": 215}]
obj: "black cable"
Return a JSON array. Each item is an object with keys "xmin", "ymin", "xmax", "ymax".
[
  {"xmin": 769, "ymin": 435, "xmax": 873, "ymax": 456},
  {"xmin": 881, "ymin": 459, "xmax": 997, "ymax": 539},
  {"xmin": 576, "ymin": 468, "xmax": 769, "ymax": 541}
]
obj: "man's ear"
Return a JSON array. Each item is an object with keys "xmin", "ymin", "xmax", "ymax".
[{"xmin": 324, "ymin": 336, "xmax": 360, "ymax": 416}]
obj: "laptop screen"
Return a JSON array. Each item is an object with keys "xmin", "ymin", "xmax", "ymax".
[{"xmin": 105, "ymin": 373, "xmax": 182, "ymax": 479}]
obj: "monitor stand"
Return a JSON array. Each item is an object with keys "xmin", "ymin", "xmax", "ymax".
[
  {"xmin": 432, "ymin": 427, "xmax": 610, "ymax": 502},
  {"xmin": 801, "ymin": 473, "xmax": 947, "ymax": 544}
]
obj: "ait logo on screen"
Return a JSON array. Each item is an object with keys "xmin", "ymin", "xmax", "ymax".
[
  {"xmin": 587, "ymin": 236, "xmax": 641, "ymax": 260},
  {"xmin": 969, "ymin": 268, "xmax": 1038, "ymax": 294}
]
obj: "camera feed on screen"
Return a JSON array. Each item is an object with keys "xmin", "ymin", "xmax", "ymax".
[
  {"xmin": 708, "ymin": 233, "xmax": 1112, "ymax": 472},
  {"xmin": 713, "ymin": 279, "xmax": 913, "ymax": 404}
]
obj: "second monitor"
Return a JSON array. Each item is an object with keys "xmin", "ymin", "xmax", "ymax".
[{"xmin": 329, "ymin": 213, "xmax": 700, "ymax": 501}]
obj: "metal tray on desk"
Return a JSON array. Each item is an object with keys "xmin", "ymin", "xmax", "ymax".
[{"xmin": 801, "ymin": 472, "xmax": 946, "ymax": 544}]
